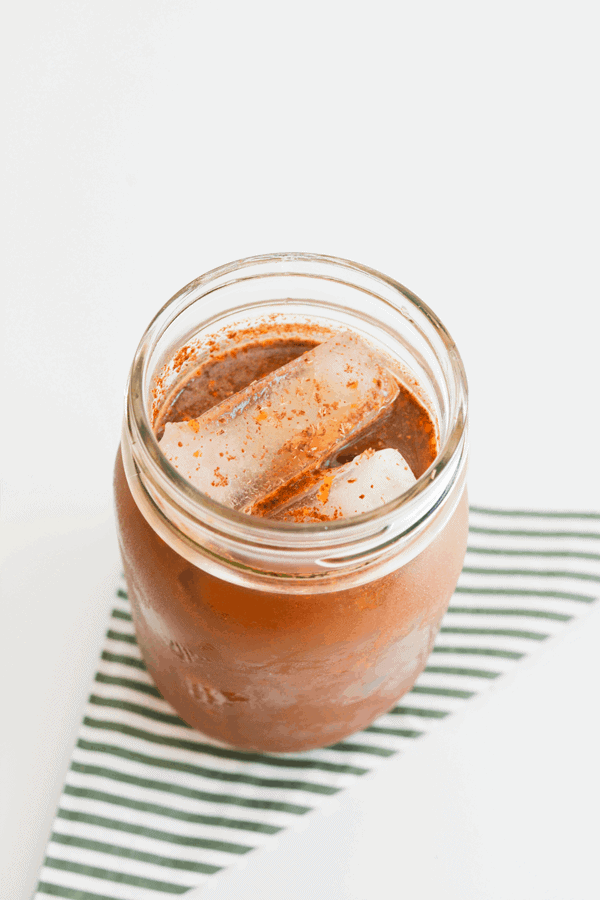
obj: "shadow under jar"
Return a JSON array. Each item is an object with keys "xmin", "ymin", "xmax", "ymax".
[{"xmin": 114, "ymin": 253, "xmax": 469, "ymax": 753}]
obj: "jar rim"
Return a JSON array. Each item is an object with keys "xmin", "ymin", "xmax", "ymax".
[{"xmin": 126, "ymin": 251, "xmax": 468, "ymax": 546}]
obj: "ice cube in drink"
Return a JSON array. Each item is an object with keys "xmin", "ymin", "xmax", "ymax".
[
  {"xmin": 269, "ymin": 448, "xmax": 416, "ymax": 522},
  {"xmin": 159, "ymin": 333, "xmax": 399, "ymax": 512}
]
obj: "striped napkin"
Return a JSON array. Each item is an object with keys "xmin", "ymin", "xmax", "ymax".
[{"xmin": 34, "ymin": 506, "xmax": 600, "ymax": 900}]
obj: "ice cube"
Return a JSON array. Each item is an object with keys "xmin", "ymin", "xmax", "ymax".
[
  {"xmin": 270, "ymin": 449, "xmax": 416, "ymax": 522},
  {"xmin": 159, "ymin": 333, "xmax": 399, "ymax": 511}
]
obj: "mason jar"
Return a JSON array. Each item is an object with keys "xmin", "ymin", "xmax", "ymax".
[{"xmin": 114, "ymin": 252, "xmax": 469, "ymax": 753}]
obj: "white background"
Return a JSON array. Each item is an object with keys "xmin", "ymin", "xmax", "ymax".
[{"xmin": 2, "ymin": 2, "xmax": 599, "ymax": 898}]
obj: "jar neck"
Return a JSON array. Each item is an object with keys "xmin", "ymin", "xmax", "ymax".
[{"xmin": 122, "ymin": 253, "xmax": 468, "ymax": 593}]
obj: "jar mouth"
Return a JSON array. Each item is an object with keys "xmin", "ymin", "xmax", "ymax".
[{"xmin": 126, "ymin": 252, "xmax": 468, "ymax": 547}]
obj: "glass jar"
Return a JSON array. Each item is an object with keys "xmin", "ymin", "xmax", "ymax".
[{"xmin": 114, "ymin": 253, "xmax": 469, "ymax": 753}]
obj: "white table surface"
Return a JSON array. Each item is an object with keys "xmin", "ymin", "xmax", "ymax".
[{"xmin": 2, "ymin": 3, "xmax": 599, "ymax": 898}]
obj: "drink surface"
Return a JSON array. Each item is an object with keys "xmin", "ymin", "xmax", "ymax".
[
  {"xmin": 115, "ymin": 330, "xmax": 468, "ymax": 752},
  {"xmin": 160, "ymin": 335, "xmax": 438, "ymax": 490}
]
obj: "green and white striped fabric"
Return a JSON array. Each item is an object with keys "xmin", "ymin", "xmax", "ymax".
[{"xmin": 34, "ymin": 507, "xmax": 600, "ymax": 900}]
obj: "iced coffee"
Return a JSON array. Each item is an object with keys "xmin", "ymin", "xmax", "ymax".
[{"xmin": 115, "ymin": 254, "xmax": 469, "ymax": 752}]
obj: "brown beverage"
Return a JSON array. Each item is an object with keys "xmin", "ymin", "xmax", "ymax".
[{"xmin": 115, "ymin": 254, "xmax": 469, "ymax": 753}]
